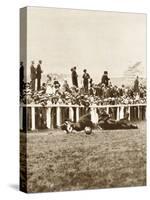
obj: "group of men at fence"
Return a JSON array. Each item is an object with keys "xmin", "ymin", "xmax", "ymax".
[
  {"xmin": 20, "ymin": 60, "xmax": 141, "ymax": 95},
  {"xmin": 20, "ymin": 61, "xmax": 146, "ymax": 131},
  {"xmin": 71, "ymin": 66, "xmax": 110, "ymax": 92},
  {"xmin": 28, "ymin": 61, "xmax": 111, "ymax": 94},
  {"xmin": 30, "ymin": 60, "xmax": 43, "ymax": 91},
  {"xmin": 20, "ymin": 60, "xmax": 43, "ymax": 92}
]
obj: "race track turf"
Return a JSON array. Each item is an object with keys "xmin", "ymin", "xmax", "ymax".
[{"xmin": 20, "ymin": 121, "xmax": 146, "ymax": 193}]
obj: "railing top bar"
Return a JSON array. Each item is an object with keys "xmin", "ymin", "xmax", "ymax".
[
  {"xmin": 20, "ymin": 103, "xmax": 147, "ymax": 108},
  {"xmin": 89, "ymin": 104, "xmax": 146, "ymax": 108}
]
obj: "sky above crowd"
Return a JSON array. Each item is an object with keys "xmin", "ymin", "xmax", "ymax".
[{"xmin": 23, "ymin": 7, "xmax": 146, "ymax": 79}]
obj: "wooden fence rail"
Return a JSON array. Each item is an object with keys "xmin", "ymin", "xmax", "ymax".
[{"xmin": 20, "ymin": 104, "xmax": 146, "ymax": 131}]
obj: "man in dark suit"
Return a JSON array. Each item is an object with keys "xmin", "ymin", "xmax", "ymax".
[
  {"xmin": 20, "ymin": 61, "xmax": 24, "ymax": 97},
  {"xmin": 30, "ymin": 61, "xmax": 36, "ymax": 91},
  {"xmin": 36, "ymin": 60, "xmax": 43, "ymax": 91},
  {"xmin": 83, "ymin": 69, "xmax": 90, "ymax": 93},
  {"xmin": 73, "ymin": 66, "xmax": 78, "ymax": 87},
  {"xmin": 101, "ymin": 71, "xmax": 110, "ymax": 87},
  {"xmin": 134, "ymin": 76, "xmax": 139, "ymax": 93},
  {"xmin": 71, "ymin": 66, "xmax": 78, "ymax": 87}
]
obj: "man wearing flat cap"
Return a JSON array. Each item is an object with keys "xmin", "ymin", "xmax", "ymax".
[
  {"xmin": 37, "ymin": 60, "xmax": 43, "ymax": 91},
  {"xmin": 30, "ymin": 61, "xmax": 36, "ymax": 91},
  {"xmin": 101, "ymin": 71, "xmax": 110, "ymax": 87}
]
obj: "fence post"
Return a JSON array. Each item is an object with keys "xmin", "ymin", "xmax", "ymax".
[
  {"xmin": 128, "ymin": 106, "xmax": 131, "ymax": 121},
  {"xmin": 69, "ymin": 107, "xmax": 74, "ymax": 122},
  {"xmin": 46, "ymin": 107, "xmax": 51, "ymax": 129},
  {"xmin": 142, "ymin": 105, "xmax": 146, "ymax": 120},
  {"xmin": 117, "ymin": 106, "xmax": 120, "ymax": 120},
  {"xmin": 138, "ymin": 106, "xmax": 140, "ymax": 120},
  {"xmin": 120, "ymin": 106, "xmax": 124, "ymax": 119},
  {"xmin": 90, "ymin": 106, "xmax": 99, "ymax": 124},
  {"xmin": 106, "ymin": 106, "xmax": 109, "ymax": 114},
  {"xmin": 76, "ymin": 106, "xmax": 79, "ymax": 122},
  {"xmin": 31, "ymin": 106, "xmax": 35, "ymax": 131},
  {"xmin": 20, "ymin": 106, "xmax": 23, "ymax": 130},
  {"xmin": 56, "ymin": 106, "xmax": 61, "ymax": 128},
  {"xmin": 90, "ymin": 107, "xmax": 94, "ymax": 123}
]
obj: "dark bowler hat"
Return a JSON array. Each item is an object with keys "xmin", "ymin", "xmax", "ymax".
[
  {"xmin": 104, "ymin": 71, "xmax": 108, "ymax": 74},
  {"xmin": 83, "ymin": 69, "xmax": 87, "ymax": 72}
]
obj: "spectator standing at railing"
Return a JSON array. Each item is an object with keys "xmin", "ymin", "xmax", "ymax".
[
  {"xmin": 37, "ymin": 60, "xmax": 43, "ymax": 91},
  {"xmin": 53, "ymin": 77, "xmax": 61, "ymax": 94},
  {"xmin": 139, "ymin": 86, "xmax": 145, "ymax": 98},
  {"xmin": 89, "ymin": 78, "xmax": 93, "ymax": 87},
  {"xmin": 20, "ymin": 61, "xmax": 24, "ymax": 84},
  {"xmin": 62, "ymin": 80, "xmax": 70, "ymax": 93},
  {"xmin": 89, "ymin": 85, "xmax": 94, "ymax": 96},
  {"xmin": 119, "ymin": 84, "xmax": 125, "ymax": 96},
  {"xmin": 41, "ymin": 83, "xmax": 46, "ymax": 94},
  {"xmin": 101, "ymin": 71, "xmax": 110, "ymax": 87},
  {"xmin": 134, "ymin": 76, "xmax": 139, "ymax": 93},
  {"xmin": 83, "ymin": 69, "xmax": 90, "ymax": 93},
  {"xmin": 112, "ymin": 85, "xmax": 119, "ymax": 98},
  {"xmin": 30, "ymin": 61, "xmax": 36, "ymax": 92},
  {"xmin": 46, "ymin": 74, "xmax": 52, "ymax": 85},
  {"xmin": 71, "ymin": 66, "xmax": 78, "ymax": 87},
  {"xmin": 100, "ymin": 84, "xmax": 105, "ymax": 98},
  {"xmin": 20, "ymin": 61, "xmax": 24, "ymax": 97}
]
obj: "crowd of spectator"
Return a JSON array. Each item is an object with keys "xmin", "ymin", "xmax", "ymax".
[{"xmin": 20, "ymin": 61, "xmax": 146, "ymax": 106}]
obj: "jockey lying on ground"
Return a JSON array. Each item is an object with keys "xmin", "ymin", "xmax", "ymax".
[{"xmin": 61, "ymin": 113, "xmax": 93, "ymax": 133}]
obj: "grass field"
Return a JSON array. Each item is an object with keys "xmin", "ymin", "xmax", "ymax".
[{"xmin": 20, "ymin": 121, "xmax": 146, "ymax": 193}]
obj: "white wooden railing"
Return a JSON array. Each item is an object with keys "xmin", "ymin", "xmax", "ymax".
[{"xmin": 20, "ymin": 103, "xmax": 146, "ymax": 131}]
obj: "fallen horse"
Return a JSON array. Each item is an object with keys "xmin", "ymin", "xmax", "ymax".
[
  {"xmin": 61, "ymin": 111, "xmax": 138, "ymax": 134},
  {"xmin": 98, "ymin": 111, "xmax": 138, "ymax": 130}
]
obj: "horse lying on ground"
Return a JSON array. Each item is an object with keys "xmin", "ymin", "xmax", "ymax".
[
  {"xmin": 98, "ymin": 112, "xmax": 138, "ymax": 130},
  {"xmin": 61, "ymin": 111, "xmax": 138, "ymax": 134}
]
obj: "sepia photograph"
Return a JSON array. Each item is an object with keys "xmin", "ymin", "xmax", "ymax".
[{"xmin": 20, "ymin": 7, "xmax": 146, "ymax": 193}]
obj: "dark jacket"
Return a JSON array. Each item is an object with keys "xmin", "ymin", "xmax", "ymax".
[
  {"xmin": 30, "ymin": 65, "xmax": 36, "ymax": 80},
  {"xmin": 36, "ymin": 64, "xmax": 42, "ymax": 79},
  {"xmin": 101, "ymin": 74, "xmax": 109, "ymax": 86},
  {"xmin": 20, "ymin": 64, "xmax": 24, "ymax": 82},
  {"xmin": 83, "ymin": 73, "xmax": 90, "ymax": 83},
  {"xmin": 134, "ymin": 78, "xmax": 139, "ymax": 92},
  {"xmin": 72, "ymin": 70, "xmax": 78, "ymax": 87}
]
